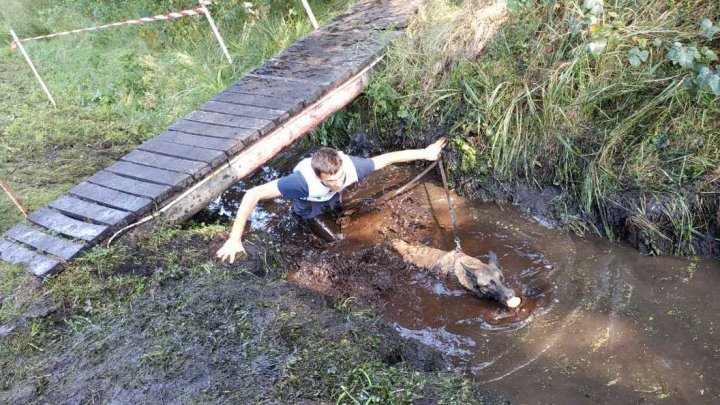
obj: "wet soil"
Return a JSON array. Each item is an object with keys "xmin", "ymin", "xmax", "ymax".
[{"xmin": 204, "ymin": 161, "xmax": 720, "ymax": 404}]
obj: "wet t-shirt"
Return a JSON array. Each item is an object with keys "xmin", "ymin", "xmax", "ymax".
[{"xmin": 277, "ymin": 156, "xmax": 375, "ymax": 219}]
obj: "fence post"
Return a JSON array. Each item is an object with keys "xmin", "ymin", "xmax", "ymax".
[
  {"xmin": 198, "ymin": 1, "xmax": 233, "ymax": 65},
  {"xmin": 0, "ymin": 179, "xmax": 29, "ymax": 217},
  {"xmin": 9, "ymin": 30, "xmax": 56, "ymax": 107},
  {"xmin": 300, "ymin": 0, "xmax": 319, "ymax": 30}
]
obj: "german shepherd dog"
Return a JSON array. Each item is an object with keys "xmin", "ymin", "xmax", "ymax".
[{"xmin": 391, "ymin": 240, "xmax": 520, "ymax": 308}]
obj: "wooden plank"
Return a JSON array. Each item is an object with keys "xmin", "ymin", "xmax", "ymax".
[
  {"xmin": 49, "ymin": 194, "xmax": 135, "ymax": 226},
  {"xmin": 157, "ymin": 131, "xmax": 244, "ymax": 155},
  {"xmin": 266, "ymin": 50, "xmax": 375, "ymax": 80},
  {"xmin": 185, "ymin": 111, "xmax": 275, "ymax": 135},
  {"xmin": 251, "ymin": 57, "xmax": 353, "ymax": 87},
  {"xmin": 4, "ymin": 224, "xmax": 84, "ymax": 260},
  {"xmin": 87, "ymin": 171, "xmax": 173, "ymax": 201},
  {"xmin": 28, "ymin": 208, "xmax": 108, "ymax": 243},
  {"xmin": 106, "ymin": 161, "xmax": 193, "ymax": 189},
  {"xmin": 279, "ymin": 29, "xmax": 380, "ymax": 67},
  {"xmin": 0, "ymin": 238, "xmax": 62, "ymax": 277},
  {"xmin": 69, "ymin": 182, "xmax": 153, "ymax": 213},
  {"xmin": 198, "ymin": 101, "xmax": 288, "ymax": 123},
  {"xmin": 331, "ymin": 13, "xmax": 412, "ymax": 31},
  {"xmin": 170, "ymin": 120, "xmax": 259, "ymax": 142},
  {"xmin": 328, "ymin": 0, "xmax": 420, "ymax": 30},
  {"xmin": 225, "ymin": 75, "xmax": 325, "ymax": 103},
  {"xmin": 211, "ymin": 92, "xmax": 302, "ymax": 114},
  {"xmin": 138, "ymin": 139, "xmax": 227, "ymax": 167},
  {"xmin": 121, "ymin": 150, "xmax": 210, "ymax": 179},
  {"xmin": 245, "ymin": 73, "xmax": 316, "ymax": 85}
]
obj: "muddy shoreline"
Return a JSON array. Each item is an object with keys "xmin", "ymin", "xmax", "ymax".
[{"xmin": 452, "ymin": 168, "xmax": 719, "ymax": 259}]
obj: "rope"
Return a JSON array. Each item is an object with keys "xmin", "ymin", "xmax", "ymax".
[{"xmin": 438, "ymin": 159, "xmax": 462, "ymax": 252}]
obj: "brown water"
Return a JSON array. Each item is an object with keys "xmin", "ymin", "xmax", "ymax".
[{"xmin": 202, "ymin": 164, "xmax": 720, "ymax": 404}]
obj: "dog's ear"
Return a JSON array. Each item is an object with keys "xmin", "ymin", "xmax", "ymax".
[
  {"xmin": 459, "ymin": 260, "xmax": 478, "ymax": 281},
  {"xmin": 488, "ymin": 251, "xmax": 499, "ymax": 267}
]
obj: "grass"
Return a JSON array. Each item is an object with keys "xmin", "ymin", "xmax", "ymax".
[{"xmin": 358, "ymin": 0, "xmax": 720, "ymax": 255}]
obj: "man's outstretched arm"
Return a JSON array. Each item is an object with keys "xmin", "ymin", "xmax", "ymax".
[
  {"xmin": 216, "ymin": 179, "xmax": 282, "ymax": 264},
  {"xmin": 371, "ymin": 138, "xmax": 447, "ymax": 170}
]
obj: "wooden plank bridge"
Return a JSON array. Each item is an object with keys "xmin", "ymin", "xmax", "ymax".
[{"xmin": 0, "ymin": 0, "xmax": 423, "ymax": 277}]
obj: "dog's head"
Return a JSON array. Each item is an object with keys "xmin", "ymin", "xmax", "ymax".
[{"xmin": 455, "ymin": 251, "xmax": 519, "ymax": 307}]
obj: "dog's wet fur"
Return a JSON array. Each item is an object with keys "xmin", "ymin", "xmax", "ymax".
[{"xmin": 391, "ymin": 240, "xmax": 517, "ymax": 306}]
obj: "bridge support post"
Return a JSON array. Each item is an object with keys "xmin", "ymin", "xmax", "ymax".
[{"xmin": 199, "ymin": 0, "xmax": 233, "ymax": 65}]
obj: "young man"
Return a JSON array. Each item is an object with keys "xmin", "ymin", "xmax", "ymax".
[{"xmin": 216, "ymin": 138, "xmax": 447, "ymax": 263}]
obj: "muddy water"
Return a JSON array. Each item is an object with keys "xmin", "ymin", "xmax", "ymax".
[{"xmin": 201, "ymin": 164, "xmax": 720, "ymax": 404}]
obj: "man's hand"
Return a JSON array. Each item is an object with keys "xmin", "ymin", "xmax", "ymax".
[
  {"xmin": 216, "ymin": 238, "xmax": 246, "ymax": 264},
  {"xmin": 423, "ymin": 138, "xmax": 447, "ymax": 161}
]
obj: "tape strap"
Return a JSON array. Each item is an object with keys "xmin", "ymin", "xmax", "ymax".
[{"xmin": 13, "ymin": 1, "xmax": 216, "ymax": 45}]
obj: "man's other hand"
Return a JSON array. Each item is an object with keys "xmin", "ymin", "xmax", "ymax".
[
  {"xmin": 424, "ymin": 138, "xmax": 447, "ymax": 161},
  {"xmin": 216, "ymin": 238, "xmax": 246, "ymax": 264}
]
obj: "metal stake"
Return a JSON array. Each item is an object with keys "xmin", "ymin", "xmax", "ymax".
[
  {"xmin": 9, "ymin": 30, "xmax": 56, "ymax": 106},
  {"xmin": 439, "ymin": 159, "xmax": 462, "ymax": 252},
  {"xmin": 198, "ymin": 1, "xmax": 233, "ymax": 65},
  {"xmin": 300, "ymin": 0, "xmax": 320, "ymax": 29},
  {"xmin": 0, "ymin": 179, "xmax": 29, "ymax": 217}
]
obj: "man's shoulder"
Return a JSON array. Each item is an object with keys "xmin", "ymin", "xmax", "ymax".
[
  {"xmin": 277, "ymin": 172, "xmax": 309, "ymax": 199},
  {"xmin": 347, "ymin": 155, "xmax": 375, "ymax": 180}
]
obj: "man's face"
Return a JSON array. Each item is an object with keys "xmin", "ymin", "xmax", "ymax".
[{"xmin": 319, "ymin": 167, "xmax": 346, "ymax": 192}]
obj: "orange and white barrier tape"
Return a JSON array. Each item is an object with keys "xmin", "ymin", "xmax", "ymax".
[
  {"xmin": 10, "ymin": 0, "xmax": 216, "ymax": 50},
  {"xmin": 9, "ymin": 0, "xmax": 230, "ymax": 105}
]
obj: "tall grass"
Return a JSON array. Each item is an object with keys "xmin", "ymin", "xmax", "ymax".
[{"xmin": 363, "ymin": 0, "xmax": 720, "ymax": 255}]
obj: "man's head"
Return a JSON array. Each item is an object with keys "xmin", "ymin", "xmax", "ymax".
[{"xmin": 311, "ymin": 148, "xmax": 346, "ymax": 192}]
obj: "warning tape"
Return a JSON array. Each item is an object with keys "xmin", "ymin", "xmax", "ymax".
[{"xmin": 11, "ymin": 0, "xmax": 215, "ymax": 50}]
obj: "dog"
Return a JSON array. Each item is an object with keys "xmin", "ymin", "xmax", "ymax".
[{"xmin": 391, "ymin": 239, "xmax": 521, "ymax": 308}]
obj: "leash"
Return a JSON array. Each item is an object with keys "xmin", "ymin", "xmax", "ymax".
[{"xmin": 438, "ymin": 159, "xmax": 462, "ymax": 252}]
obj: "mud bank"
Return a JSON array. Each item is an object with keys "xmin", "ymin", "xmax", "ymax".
[{"xmin": 453, "ymin": 172, "xmax": 720, "ymax": 259}]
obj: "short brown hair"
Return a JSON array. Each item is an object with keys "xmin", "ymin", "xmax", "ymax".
[{"xmin": 311, "ymin": 147, "xmax": 342, "ymax": 176}]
